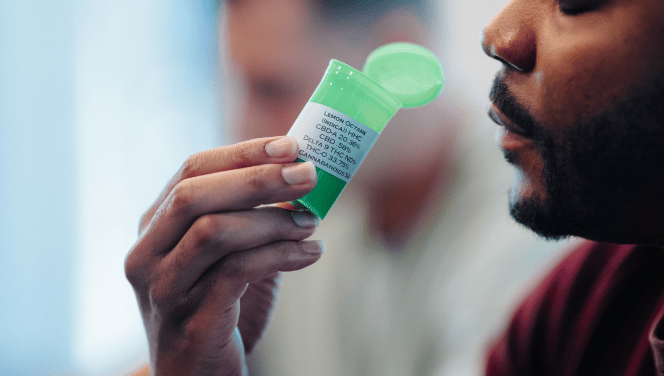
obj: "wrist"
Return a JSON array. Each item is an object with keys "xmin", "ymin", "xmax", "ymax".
[{"xmin": 150, "ymin": 329, "xmax": 248, "ymax": 376}]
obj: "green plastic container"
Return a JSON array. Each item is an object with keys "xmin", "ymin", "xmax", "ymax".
[{"xmin": 288, "ymin": 43, "xmax": 444, "ymax": 219}]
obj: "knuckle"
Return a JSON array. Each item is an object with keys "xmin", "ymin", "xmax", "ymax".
[
  {"xmin": 180, "ymin": 153, "xmax": 204, "ymax": 180},
  {"xmin": 228, "ymin": 142, "xmax": 255, "ymax": 168},
  {"xmin": 273, "ymin": 209, "xmax": 313, "ymax": 239},
  {"xmin": 167, "ymin": 181, "xmax": 195, "ymax": 216},
  {"xmin": 145, "ymin": 265, "xmax": 190, "ymax": 316},
  {"xmin": 147, "ymin": 268, "xmax": 182, "ymax": 308},
  {"xmin": 123, "ymin": 253, "xmax": 140, "ymax": 287},
  {"xmin": 220, "ymin": 254, "xmax": 246, "ymax": 280},
  {"xmin": 244, "ymin": 165, "xmax": 279, "ymax": 196},
  {"xmin": 190, "ymin": 215, "xmax": 226, "ymax": 248},
  {"xmin": 246, "ymin": 170, "xmax": 268, "ymax": 193},
  {"xmin": 275, "ymin": 217, "xmax": 297, "ymax": 239},
  {"xmin": 124, "ymin": 246, "xmax": 148, "ymax": 289},
  {"xmin": 276, "ymin": 241, "xmax": 297, "ymax": 255},
  {"xmin": 149, "ymin": 282, "xmax": 197, "ymax": 324},
  {"xmin": 283, "ymin": 225, "xmax": 308, "ymax": 240},
  {"xmin": 148, "ymin": 280, "xmax": 171, "ymax": 307}
]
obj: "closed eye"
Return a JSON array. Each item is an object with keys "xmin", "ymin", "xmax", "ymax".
[{"xmin": 558, "ymin": 0, "xmax": 602, "ymax": 16}]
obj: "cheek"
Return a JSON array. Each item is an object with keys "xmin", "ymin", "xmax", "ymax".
[
  {"xmin": 535, "ymin": 47, "xmax": 623, "ymax": 138},
  {"xmin": 240, "ymin": 95, "xmax": 310, "ymax": 140},
  {"xmin": 533, "ymin": 12, "xmax": 660, "ymax": 137}
]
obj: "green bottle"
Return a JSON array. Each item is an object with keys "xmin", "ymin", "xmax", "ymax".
[{"xmin": 288, "ymin": 42, "xmax": 445, "ymax": 219}]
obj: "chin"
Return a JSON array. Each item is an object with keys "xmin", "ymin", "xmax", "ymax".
[
  {"xmin": 509, "ymin": 196, "xmax": 573, "ymax": 241},
  {"xmin": 507, "ymin": 177, "xmax": 576, "ymax": 241},
  {"xmin": 509, "ymin": 187, "xmax": 664, "ymax": 245}
]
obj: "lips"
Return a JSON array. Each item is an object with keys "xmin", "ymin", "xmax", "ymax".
[
  {"xmin": 488, "ymin": 105, "xmax": 534, "ymax": 139},
  {"xmin": 489, "ymin": 104, "xmax": 538, "ymax": 155}
]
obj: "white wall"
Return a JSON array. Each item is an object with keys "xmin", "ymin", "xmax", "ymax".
[
  {"xmin": 72, "ymin": 0, "xmax": 220, "ymax": 374},
  {"xmin": 0, "ymin": 0, "xmax": 220, "ymax": 374},
  {"xmin": 0, "ymin": 2, "xmax": 77, "ymax": 374}
]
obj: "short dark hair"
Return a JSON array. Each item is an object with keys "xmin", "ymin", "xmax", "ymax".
[
  {"xmin": 214, "ymin": 0, "xmax": 433, "ymax": 30},
  {"xmin": 317, "ymin": 0, "xmax": 429, "ymax": 25}
]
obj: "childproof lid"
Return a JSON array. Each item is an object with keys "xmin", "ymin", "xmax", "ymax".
[{"xmin": 362, "ymin": 42, "xmax": 445, "ymax": 108}]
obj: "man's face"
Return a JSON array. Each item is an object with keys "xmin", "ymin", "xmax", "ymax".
[
  {"xmin": 221, "ymin": 0, "xmax": 449, "ymax": 191},
  {"xmin": 222, "ymin": 0, "xmax": 323, "ymax": 141},
  {"xmin": 482, "ymin": 0, "xmax": 664, "ymax": 244}
]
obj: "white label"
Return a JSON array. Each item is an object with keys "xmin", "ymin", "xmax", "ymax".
[{"xmin": 287, "ymin": 102, "xmax": 380, "ymax": 183}]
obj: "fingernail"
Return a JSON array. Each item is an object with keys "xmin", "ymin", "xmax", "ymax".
[
  {"xmin": 290, "ymin": 210, "xmax": 319, "ymax": 228},
  {"xmin": 302, "ymin": 240, "xmax": 325, "ymax": 255},
  {"xmin": 265, "ymin": 137, "xmax": 297, "ymax": 158},
  {"xmin": 282, "ymin": 162, "xmax": 317, "ymax": 185}
]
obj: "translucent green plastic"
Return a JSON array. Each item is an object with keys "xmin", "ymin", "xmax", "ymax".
[
  {"xmin": 292, "ymin": 43, "xmax": 444, "ymax": 219},
  {"xmin": 293, "ymin": 60, "xmax": 401, "ymax": 218},
  {"xmin": 362, "ymin": 42, "xmax": 445, "ymax": 108}
]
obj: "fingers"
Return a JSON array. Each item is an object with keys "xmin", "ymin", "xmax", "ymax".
[
  {"xmin": 237, "ymin": 275, "xmax": 281, "ymax": 353},
  {"xmin": 139, "ymin": 136, "xmax": 300, "ymax": 234},
  {"xmin": 140, "ymin": 161, "xmax": 318, "ymax": 258},
  {"xmin": 198, "ymin": 239, "xmax": 325, "ymax": 305},
  {"xmin": 160, "ymin": 207, "xmax": 320, "ymax": 292},
  {"xmin": 125, "ymin": 137, "xmax": 326, "ymax": 375},
  {"xmin": 148, "ymin": 239, "xmax": 325, "ymax": 320}
]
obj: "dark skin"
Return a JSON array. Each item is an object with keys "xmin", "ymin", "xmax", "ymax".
[
  {"xmin": 484, "ymin": 0, "xmax": 664, "ymax": 245},
  {"xmin": 125, "ymin": 137, "xmax": 323, "ymax": 375},
  {"xmin": 129, "ymin": 0, "xmax": 664, "ymax": 375}
]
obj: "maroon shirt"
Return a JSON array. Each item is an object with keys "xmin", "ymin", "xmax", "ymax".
[{"xmin": 486, "ymin": 241, "xmax": 664, "ymax": 376}]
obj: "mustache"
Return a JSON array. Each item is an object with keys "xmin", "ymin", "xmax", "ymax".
[{"xmin": 489, "ymin": 75, "xmax": 544, "ymax": 139}]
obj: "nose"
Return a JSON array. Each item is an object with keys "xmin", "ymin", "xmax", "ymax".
[{"xmin": 480, "ymin": 1, "xmax": 537, "ymax": 72}]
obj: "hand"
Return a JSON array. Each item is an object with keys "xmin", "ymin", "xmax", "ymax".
[{"xmin": 124, "ymin": 136, "xmax": 324, "ymax": 375}]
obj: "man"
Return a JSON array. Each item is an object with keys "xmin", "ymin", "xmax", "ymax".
[
  {"xmin": 219, "ymin": 1, "xmax": 469, "ymax": 375},
  {"xmin": 125, "ymin": 0, "xmax": 664, "ymax": 375}
]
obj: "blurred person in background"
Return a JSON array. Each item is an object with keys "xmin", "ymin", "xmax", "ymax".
[
  {"xmin": 127, "ymin": 0, "xmax": 567, "ymax": 375},
  {"xmin": 220, "ymin": 0, "xmax": 463, "ymax": 374},
  {"xmin": 221, "ymin": 0, "xmax": 459, "ymax": 249}
]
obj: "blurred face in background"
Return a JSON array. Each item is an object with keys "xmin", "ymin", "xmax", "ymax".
[
  {"xmin": 222, "ymin": 0, "xmax": 324, "ymax": 141},
  {"xmin": 221, "ymin": 0, "xmax": 401, "ymax": 142},
  {"xmin": 219, "ymin": 0, "xmax": 451, "ymax": 191}
]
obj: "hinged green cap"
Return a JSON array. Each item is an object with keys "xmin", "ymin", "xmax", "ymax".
[{"xmin": 362, "ymin": 42, "xmax": 445, "ymax": 108}]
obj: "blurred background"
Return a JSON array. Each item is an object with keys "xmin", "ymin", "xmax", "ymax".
[
  {"xmin": 0, "ymin": 0, "xmax": 572, "ymax": 375},
  {"xmin": 0, "ymin": 0, "xmax": 219, "ymax": 374}
]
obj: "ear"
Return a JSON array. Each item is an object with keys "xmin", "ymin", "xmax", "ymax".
[{"xmin": 369, "ymin": 7, "xmax": 427, "ymax": 46}]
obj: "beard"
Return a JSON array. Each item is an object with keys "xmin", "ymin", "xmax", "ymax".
[{"xmin": 491, "ymin": 75, "xmax": 664, "ymax": 243}]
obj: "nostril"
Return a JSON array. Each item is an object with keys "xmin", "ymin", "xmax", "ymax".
[
  {"xmin": 498, "ymin": 54, "xmax": 528, "ymax": 72},
  {"xmin": 481, "ymin": 31, "xmax": 535, "ymax": 72},
  {"xmin": 482, "ymin": 40, "xmax": 527, "ymax": 72},
  {"xmin": 480, "ymin": 12, "xmax": 537, "ymax": 73}
]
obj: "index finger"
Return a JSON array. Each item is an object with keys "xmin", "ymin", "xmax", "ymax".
[{"xmin": 139, "ymin": 136, "xmax": 299, "ymax": 234}]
